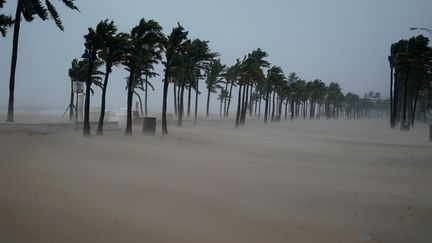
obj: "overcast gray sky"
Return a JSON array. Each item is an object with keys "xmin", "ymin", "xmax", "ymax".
[{"xmin": 0, "ymin": 0, "xmax": 431, "ymax": 113}]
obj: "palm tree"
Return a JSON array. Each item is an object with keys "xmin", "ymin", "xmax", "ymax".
[
  {"xmin": 161, "ymin": 23, "xmax": 188, "ymax": 135},
  {"xmin": 123, "ymin": 19, "xmax": 163, "ymax": 136},
  {"xmin": 326, "ymin": 82, "xmax": 344, "ymax": 119},
  {"xmin": 205, "ymin": 59, "xmax": 226, "ymax": 118},
  {"xmin": 95, "ymin": 20, "xmax": 128, "ymax": 135},
  {"xmin": 388, "ymin": 35, "xmax": 431, "ymax": 129},
  {"xmin": 218, "ymin": 89, "xmax": 229, "ymax": 117},
  {"xmin": 306, "ymin": 79, "xmax": 326, "ymax": 119},
  {"xmin": 189, "ymin": 39, "xmax": 217, "ymax": 124},
  {"xmin": 265, "ymin": 66, "xmax": 284, "ymax": 123},
  {"xmin": 224, "ymin": 61, "xmax": 240, "ymax": 117},
  {"xmin": 68, "ymin": 57, "xmax": 103, "ymax": 124},
  {"xmin": 290, "ymin": 79, "xmax": 306, "ymax": 119},
  {"xmin": 82, "ymin": 22, "xmax": 107, "ymax": 136},
  {"xmin": 237, "ymin": 49, "xmax": 269, "ymax": 125},
  {"xmin": 286, "ymin": 72, "xmax": 299, "ymax": 120},
  {"xmin": 6, "ymin": 0, "xmax": 79, "ymax": 122},
  {"xmin": 0, "ymin": 0, "xmax": 13, "ymax": 37}
]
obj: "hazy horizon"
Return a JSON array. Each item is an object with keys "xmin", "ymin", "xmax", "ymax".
[{"xmin": 1, "ymin": 0, "xmax": 431, "ymax": 113}]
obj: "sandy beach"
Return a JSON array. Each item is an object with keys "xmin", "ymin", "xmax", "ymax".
[{"xmin": 0, "ymin": 119, "xmax": 431, "ymax": 243}]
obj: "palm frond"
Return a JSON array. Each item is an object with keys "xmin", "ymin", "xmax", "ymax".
[
  {"xmin": 45, "ymin": 0, "xmax": 63, "ymax": 30},
  {"xmin": 60, "ymin": 0, "xmax": 79, "ymax": 11},
  {"xmin": 0, "ymin": 14, "xmax": 14, "ymax": 37},
  {"xmin": 33, "ymin": 0, "xmax": 49, "ymax": 20}
]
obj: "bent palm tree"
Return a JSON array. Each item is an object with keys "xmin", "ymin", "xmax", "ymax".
[
  {"xmin": 265, "ymin": 66, "xmax": 284, "ymax": 123},
  {"xmin": 95, "ymin": 20, "xmax": 128, "ymax": 135},
  {"xmin": 82, "ymin": 22, "xmax": 106, "ymax": 137},
  {"xmin": 123, "ymin": 19, "xmax": 163, "ymax": 136},
  {"xmin": 205, "ymin": 59, "xmax": 226, "ymax": 118},
  {"xmin": 6, "ymin": 0, "xmax": 79, "ymax": 122},
  {"xmin": 68, "ymin": 57, "xmax": 103, "ymax": 123},
  {"xmin": 161, "ymin": 23, "xmax": 188, "ymax": 135}
]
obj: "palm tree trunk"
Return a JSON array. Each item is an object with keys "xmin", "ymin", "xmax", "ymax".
[
  {"xmin": 194, "ymin": 77, "xmax": 199, "ymax": 124},
  {"xmin": 278, "ymin": 95, "xmax": 283, "ymax": 121},
  {"xmin": 125, "ymin": 69, "xmax": 134, "ymax": 136},
  {"xmin": 178, "ymin": 83, "xmax": 185, "ymax": 126},
  {"xmin": 401, "ymin": 73, "xmax": 410, "ymax": 129},
  {"xmin": 206, "ymin": 88, "xmax": 211, "ymax": 118},
  {"xmin": 290, "ymin": 99, "xmax": 295, "ymax": 120},
  {"xmin": 219, "ymin": 96, "xmax": 223, "ymax": 118},
  {"xmin": 390, "ymin": 67, "xmax": 394, "ymax": 128},
  {"xmin": 240, "ymin": 82, "xmax": 247, "ymax": 124},
  {"xmin": 227, "ymin": 82, "xmax": 234, "ymax": 117},
  {"xmin": 241, "ymin": 82, "xmax": 249, "ymax": 124},
  {"xmin": 223, "ymin": 82, "xmax": 228, "ymax": 116},
  {"xmin": 162, "ymin": 64, "xmax": 170, "ymax": 135},
  {"xmin": 249, "ymin": 84, "xmax": 253, "ymax": 116},
  {"xmin": 393, "ymin": 72, "xmax": 400, "ymax": 125},
  {"xmin": 187, "ymin": 84, "xmax": 191, "ymax": 118},
  {"xmin": 224, "ymin": 95, "xmax": 228, "ymax": 118},
  {"xmin": 96, "ymin": 68, "xmax": 111, "ymax": 135},
  {"xmin": 145, "ymin": 75, "xmax": 148, "ymax": 117},
  {"xmin": 235, "ymin": 83, "xmax": 242, "ymax": 127},
  {"xmin": 309, "ymin": 99, "xmax": 314, "ymax": 119},
  {"xmin": 264, "ymin": 87, "xmax": 270, "ymax": 123},
  {"xmin": 411, "ymin": 86, "xmax": 420, "ymax": 127},
  {"xmin": 7, "ymin": 3, "xmax": 21, "ymax": 122},
  {"xmin": 83, "ymin": 51, "xmax": 96, "ymax": 137},
  {"xmin": 285, "ymin": 99, "xmax": 288, "ymax": 120},
  {"xmin": 258, "ymin": 98, "xmax": 261, "ymax": 118},
  {"xmin": 271, "ymin": 91, "xmax": 276, "ymax": 121}
]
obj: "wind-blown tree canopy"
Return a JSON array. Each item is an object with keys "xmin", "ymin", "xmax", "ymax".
[
  {"xmin": 389, "ymin": 35, "xmax": 432, "ymax": 129},
  {"xmin": 67, "ymin": 57, "xmax": 103, "ymax": 120},
  {"xmin": 264, "ymin": 66, "xmax": 285, "ymax": 123},
  {"xmin": 205, "ymin": 58, "xmax": 226, "ymax": 117},
  {"xmin": 306, "ymin": 79, "xmax": 326, "ymax": 119},
  {"xmin": 223, "ymin": 60, "xmax": 240, "ymax": 117},
  {"xmin": 82, "ymin": 20, "xmax": 110, "ymax": 137},
  {"xmin": 325, "ymin": 82, "xmax": 344, "ymax": 119},
  {"xmin": 95, "ymin": 20, "xmax": 128, "ymax": 135},
  {"xmin": 123, "ymin": 18, "xmax": 163, "ymax": 136},
  {"xmin": 7, "ymin": 0, "xmax": 79, "ymax": 122},
  {"xmin": 188, "ymin": 39, "xmax": 217, "ymax": 123},
  {"xmin": 0, "ymin": 0, "xmax": 13, "ymax": 37},
  {"xmin": 161, "ymin": 23, "xmax": 189, "ymax": 135},
  {"xmin": 236, "ymin": 48, "xmax": 269, "ymax": 125}
]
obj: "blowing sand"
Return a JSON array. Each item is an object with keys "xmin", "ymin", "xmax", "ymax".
[{"xmin": 0, "ymin": 119, "xmax": 431, "ymax": 243}]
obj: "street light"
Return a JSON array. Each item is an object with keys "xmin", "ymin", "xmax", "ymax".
[{"xmin": 410, "ymin": 27, "xmax": 432, "ymax": 35}]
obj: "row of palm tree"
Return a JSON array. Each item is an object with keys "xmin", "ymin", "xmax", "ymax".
[
  {"xmin": 75, "ymin": 18, "xmax": 391, "ymax": 137},
  {"xmin": 216, "ymin": 60, "xmax": 385, "ymax": 124},
  {"xmin": 388, "ymin": 35, "xmax": 432, "ymax": 130},
  {"xmin": 1, "ymin": 2, "xmax": 392, "ymax": 137}
]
